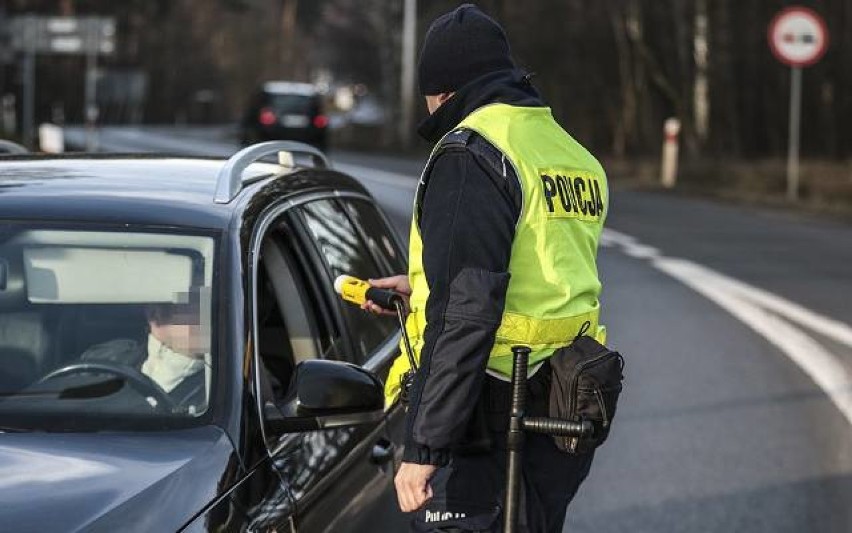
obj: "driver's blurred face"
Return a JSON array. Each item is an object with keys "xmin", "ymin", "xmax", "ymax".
[{"xmin": 146, "ymin": 303, "xmax": 209, "ymax": 358}]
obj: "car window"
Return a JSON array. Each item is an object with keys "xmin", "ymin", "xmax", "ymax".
[
  {"xmin": 253, "ymin": 224, "xmax": 330, "ymax": 403},
  {"xmin": 268, "ymin": 94, "xmax": 316, "ymax": 115},
  {"xmin": 342, "ymin": 199, "xmax": 406, "ymax": 274},
  {"xmin": 298, "ymin": 199, "xmax": 396, "ymax": 364},
  {"xmin": 0, "ymin": 226, "xmax": 216, "ymax": 431}
]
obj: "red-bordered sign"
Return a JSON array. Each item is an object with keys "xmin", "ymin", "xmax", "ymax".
[{"xmin": 768, "ymin": 7, "xmax": 829, "ymax": 67}]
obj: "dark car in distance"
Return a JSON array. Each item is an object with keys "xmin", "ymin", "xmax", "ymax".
[
  {"xmin": 0, "ymin": 142, "xmax": 409, "ymax": 532},
  {"xmin": 240, "ymin": 82, "xmax": 329, "ymax": 151}
]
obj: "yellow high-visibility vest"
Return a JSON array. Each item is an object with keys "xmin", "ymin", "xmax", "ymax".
[{"xmin": 386, "ymin": 104, "xmax": 608, "ymax": 405}]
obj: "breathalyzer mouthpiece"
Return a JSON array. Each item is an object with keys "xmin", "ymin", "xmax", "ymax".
[{"xmin": 334, "ymin": 275, "xmax": 403, "ymax": 311}]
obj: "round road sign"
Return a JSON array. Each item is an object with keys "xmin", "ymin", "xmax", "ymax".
[{"xmin": 768, "ymin": 7, "xmax": 829, "ymax": 67}]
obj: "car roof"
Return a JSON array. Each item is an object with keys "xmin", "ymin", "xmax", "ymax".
[
  {"xmin": 262, "ymin": 81, "xmax": 317, "ymax": 96},
  {"xmin": 0, "ymin": 154, "xmax": 366, "ymax": 230}
]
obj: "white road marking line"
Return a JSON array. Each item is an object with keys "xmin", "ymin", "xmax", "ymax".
[
  {"xmin": 602, "ymin": 228, "xmax": 852, "ymax": 426},
  {"xmin": 655, "ymin": 257, "xmax": 852, "ymax": 425},
  {"xmin": 707, "ymin": 273, "xmax": 852, "ymax": 349},
  {"xmin": 600, "ymin": 228, "xmax": 638, "ymax": 247},
  {"xmin": 622, "ymin": 243, "xmax": 660, "ymax": 259}
]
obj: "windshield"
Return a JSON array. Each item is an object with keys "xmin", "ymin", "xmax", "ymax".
[
  {"xmin": 0, "ymin": 225, "xmax": 216, "ymax": 431},
  {"xmin": 269, "ymin": 93, "xmax": 317, "ymax": 115}
]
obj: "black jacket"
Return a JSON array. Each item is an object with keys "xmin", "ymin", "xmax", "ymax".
[{"xmin": 403, "ymin": 69, "xmax": 545, "ymax": 465}]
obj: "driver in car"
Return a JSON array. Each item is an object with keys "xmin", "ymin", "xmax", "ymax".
[{"xmin": 79, "ymin": 298, "xmax": 209, "ymax": 411}]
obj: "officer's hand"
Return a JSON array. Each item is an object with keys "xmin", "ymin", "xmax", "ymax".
[
  {"xmin": 361, "ymin": 275, "xmax": 411, "ymax": 316},
  {"xmin": 394, "ymin": 461, "xmax": 436, "ymax": 513}
]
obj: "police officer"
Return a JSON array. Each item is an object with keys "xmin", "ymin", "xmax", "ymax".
[{"xmin": 365, "ymin": 5, "xmax": 609, "ymax": 532}]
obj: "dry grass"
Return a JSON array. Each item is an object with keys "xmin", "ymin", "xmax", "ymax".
[{"xmin": 603, "ymin": 156, "xmax": 852, "ymax": 219}]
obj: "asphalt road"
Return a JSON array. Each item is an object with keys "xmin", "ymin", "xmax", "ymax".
[{"xmin": 64, "ymin": 126, "xmax": 852, "ymax": 532}]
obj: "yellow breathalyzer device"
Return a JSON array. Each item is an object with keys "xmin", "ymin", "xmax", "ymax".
[
  {"xmin": 334, "ymin": 275, "xmax": 403, "ymax": 310},
  {"xmin": 333, "ymin": 275, "xmax": 418, "ymax": 405}
]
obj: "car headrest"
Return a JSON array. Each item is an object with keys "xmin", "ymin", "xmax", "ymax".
[{"xmin": 0, "ymin": 251, "xmax": 27, "ymax": 307}]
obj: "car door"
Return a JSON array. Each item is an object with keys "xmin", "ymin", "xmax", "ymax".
[
  {"xmin": 287, "ymin": 194, "xmax": 409, "ymax": 532},
  {"xmin": 336, "ymin": 198, "xmax": 409, "ymax": 463},
  {"xmin": 246, "ymin": 193, "xmax": 406, "ymax": 533}
]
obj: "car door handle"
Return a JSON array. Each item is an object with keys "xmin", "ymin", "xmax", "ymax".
[{"xmin": 370, "ymin": 439, "xmax": 395, "ymax": 465}]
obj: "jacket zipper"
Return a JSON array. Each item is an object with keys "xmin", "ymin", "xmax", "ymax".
[{"xmin": 595, "ymin": 388, "xmax": 609, "ymax": 428}]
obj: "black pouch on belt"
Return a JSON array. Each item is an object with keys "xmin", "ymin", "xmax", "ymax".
[{"xmin": 549, "ymin": 332, "xmax": 625, "ymax": 454}]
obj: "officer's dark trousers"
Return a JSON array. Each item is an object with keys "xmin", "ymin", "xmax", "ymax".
[{"xmin": 410, "ymin": 366, "xmax": 595, "ymax": 533}]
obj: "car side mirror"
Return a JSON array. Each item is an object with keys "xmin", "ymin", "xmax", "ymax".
[{"xmin": 264, "ymin": 359, "xmax": 384, "ymax": 433}]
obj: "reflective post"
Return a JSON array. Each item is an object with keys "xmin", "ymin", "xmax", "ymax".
[{"xmin": 661, "ymin": 117, "xmax": 681, "ymax": 189}]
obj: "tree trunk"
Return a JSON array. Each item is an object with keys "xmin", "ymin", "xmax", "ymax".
[
  {"xmin": 693, "ymin": 0, "xmax": 710, "ymax": 146},
  {"xmin": 607, "ymin": 0, "xmax": 636, "ymax": 157},
  {"xmin": 280, "ymin": 0, "xmax": 299, "ymax": 77}
]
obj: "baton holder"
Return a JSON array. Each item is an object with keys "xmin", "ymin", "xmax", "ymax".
[{"xmin": 504, "ymin": 345, "xmax": 593, "ymax": 533}]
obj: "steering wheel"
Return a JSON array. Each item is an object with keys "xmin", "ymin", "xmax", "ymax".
[{"xmin": 38, "ymin": 362, "xmax": 177, "ymax": 412}]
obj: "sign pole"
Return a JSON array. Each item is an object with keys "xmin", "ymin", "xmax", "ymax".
[
  {"xmin": 399, "ymin": 0, "xmax": 417, "ymax": 149},
  {"xmin": 84, "ymin": 24, "xmax": 98, "ymax": 152},
  {"xmin": 769, "ymin": 6, "xmax": 828, "ymax": 203},
  {"xmin": 786, "ymin": 66, "xmax": 802, "ymax": 202},
  {"xmin": 19, "ymin": 14, "xmax": 37, "ymax": 149},
  {"xmin": 22, "ymin": 46, "xmax": 35, "ymax": 149}
]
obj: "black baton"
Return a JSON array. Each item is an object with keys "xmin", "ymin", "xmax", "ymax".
[{"xmin": 504, "ymin": 345, "xmax": 593, "ymax": 533}]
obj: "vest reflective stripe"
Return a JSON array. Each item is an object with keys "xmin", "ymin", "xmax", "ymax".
[
  {"xmin": 496, "ymin": 309, "xmax": 599, "ymax": 345},
  {"xmin": 384, "ymin": 104, "xmax": 608, "ymax": 405}
]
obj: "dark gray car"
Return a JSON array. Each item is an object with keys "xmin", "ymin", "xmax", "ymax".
[{"xmin": 0, "ymin": 142, "xmax": 409, "ymax": 532}]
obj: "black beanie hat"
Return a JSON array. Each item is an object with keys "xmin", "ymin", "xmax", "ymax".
[{"xmin": 418, "ymin": 4, "xmax": 516, "ymax": 95}]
